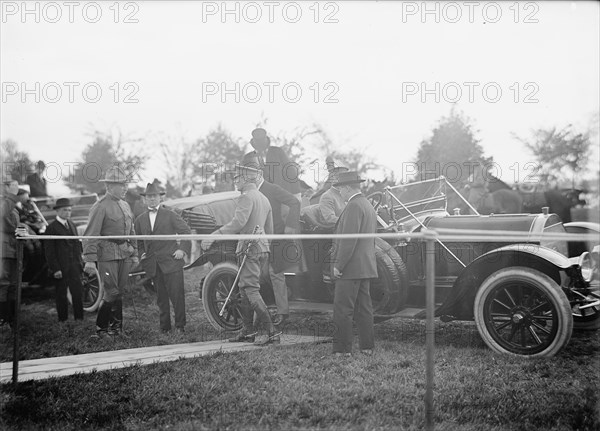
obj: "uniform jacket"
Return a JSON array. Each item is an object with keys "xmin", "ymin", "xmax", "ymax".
[
  {"xmin": 216, "ymin": 183, "xmax": 273, "ymax": 255},
  {"xmin": 332, "ymin": 193, "xmax": 378, "ymax": 280},
  {"xmin": 44, "ymin": 219, "xmax": 83, "ymax": 273},
  {"xmin": 1, "ymin": 193, "xmax": 19, "ymax": 259},
  {"xmin": 83, "ymin": 193, "xmax": 137, "ymax": 262},
  {"xmin": 246, "ymin": 146, "xmax": 301, "ymax": 195},
  {"xmin": 134, "ymin": 206, "xmax": 191, "ymax": 277}
]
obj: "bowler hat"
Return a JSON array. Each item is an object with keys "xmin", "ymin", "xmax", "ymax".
[
  {"xmin": 99, "ymin": 166, "xmax": 133, "ymax": 184},
  {"xmin": 140, "ymin": 182, "xmax": 165, "ymax": 196},
  {"xmin": 333, "ymin": 171, "xmax": 365, "ymax": 187},
  {"xmin": 54, "ymin": 198, "xmax": 73, "ymax": 209}
]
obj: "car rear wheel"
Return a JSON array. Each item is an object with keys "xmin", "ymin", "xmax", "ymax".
[
  {"xmin": 67, "ymin": 266, "xmax": 104, "ymax": 312},
  {"xmin": 202, "ymin": 262, "xmax": 243, "ymax": 332},
  {"xmin": 474, "ymin": 267, "xmax": 572, "ymax": 358}
]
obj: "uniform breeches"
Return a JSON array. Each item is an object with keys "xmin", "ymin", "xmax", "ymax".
[{"xmin": 98, "ymin": 259, "xmax": 132, "ymax": 302}]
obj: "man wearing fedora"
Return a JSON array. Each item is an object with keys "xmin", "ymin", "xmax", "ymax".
[
  {"xmin": 302, "ymin": 166, "xmax": 349, "ymax": 228},
  {"xmin": 200, "ymin": 163, "xmax": 280, "ymax": 346},
  {"xmin": 245, "ymin": 128, "xmax": 301, "ymax": 202},
  {"xmin": 83, "ymin": 166, "xmax": 138, "ymax": 339},
  {"xmin": 134, "ymin": 182, "xmax": 191, "ymax": 333},
  {"xmin": 44, "ymin": 198, "xmax": 84, "ymax": 322},
  {"xmin": 330, "ymin": 171, "xmax": 378, "ymax": 356}
]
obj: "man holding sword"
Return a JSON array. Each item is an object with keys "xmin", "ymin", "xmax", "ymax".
[{"xmin": 201, "ymin": 163, "xmax": 280, "ymax": 346}]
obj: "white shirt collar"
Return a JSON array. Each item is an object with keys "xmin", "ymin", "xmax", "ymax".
[
  {"xmin": 348, "ymin": 192, "xmax": 362, "ymax": 202},
  {"xmin": 56, "ymin": 215, "xmax": 68, "ymax": 225}
]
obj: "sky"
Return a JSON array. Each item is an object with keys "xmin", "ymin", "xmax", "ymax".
[{"xmin": 1, "ymin": 1, "xmax": 599, "ymax": 195}]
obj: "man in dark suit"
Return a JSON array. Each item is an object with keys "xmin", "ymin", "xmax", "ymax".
[
  {"xmin": 330, "ymin": 171, "xmax": 378, "ymax": 356},
  {"xmin": 26, "ymin": 161, "xmax": 48, "ymax": 197},
  {"xmin": 245, "ymin": 128, "xmax": 301, "ymax": 200},
  {"xmin": 134, "ymin": 182, "xmax": 191, "ymax": 333},
  {"xmin": 44, "ymin": 198, "xmax": 84, "ymax": 322}
]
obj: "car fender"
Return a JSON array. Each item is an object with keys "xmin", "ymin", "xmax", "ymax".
[{"xmin": 438, "ymin": 244, "xmax": 571, "ymax": 320}]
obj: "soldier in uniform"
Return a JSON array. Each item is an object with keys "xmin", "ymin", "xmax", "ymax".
[
  {"xmin": 83, "ymin": 166, "xmax": 137, "ymax": 339},
  {"xmin": 200, "ymin": 164, "xmax": 280, "ymax": 346},
  {"xmin": 1, "ymin": 176, "xmax": 22, "ymax": 327}
]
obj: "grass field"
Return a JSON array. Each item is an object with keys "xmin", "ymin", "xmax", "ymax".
[{"xmin": 1, "ymin": 267, "xmax": 599, "ymax": 430}]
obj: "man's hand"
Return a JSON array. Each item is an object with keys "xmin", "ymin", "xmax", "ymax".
[
  {"xmin": 284, "ymin": 226, "xmax": 298, "ymax": 235},
  {"xmin": 53, "ymin": 270, "xmax": 63, "ymax": 279},
  {"xmin": 333, "ymin": 267, "xmax": 343, "ymax": 280},
  {"xmin": 200, "ymin": 239, "xmax": 214, "ymax": 252},
  {"xmin": 173, "ymin": 249, "xmax": 186, "ymax": 260},
  {"xmin": 84, "ymin": 262, "xmax": 96, "ymax": 276}
]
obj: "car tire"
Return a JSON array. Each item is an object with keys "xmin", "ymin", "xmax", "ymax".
[
  {"xmin": 201, "ymin": 262, "xmax": 244, "ymax": 332},
  {"xmin": 474, "ymin": 267, "xmax": 572, "ymax": 358},
  {"xmin": 67, "ymin": 266, "xmax": 104, "ymax": 312},
  {"xmin": 370, "ymin": 245, "xmax": 408, "ymax": 314}
]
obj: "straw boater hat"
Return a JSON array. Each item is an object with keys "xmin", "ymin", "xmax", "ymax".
[
  {"xmin": 140, "ymin": 182, "xmax": 165, "ymax": 196},
  {"xmin": 333, "ymin": 171, "xmax": 366, "ymax": 187},
  {"xmin": 99, "ymin": 166, "xmax": 133, "ymax": 184},
  {"xmin": 54, "ymin": 198, "xmax": 73, "ymax": 209}
]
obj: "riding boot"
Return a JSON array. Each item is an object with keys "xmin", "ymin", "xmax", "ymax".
[
  {"xmin": 93, "ymin": 301, "xmax": 112, "ymax": 337},
  {"xmin": 109, "ymin": 299, "xmax": 123, "ymax": 335}
]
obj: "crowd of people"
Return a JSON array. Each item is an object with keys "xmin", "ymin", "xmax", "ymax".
[{"xmin": 1, "ymin": 127, "xmax": 378, "ymax": 355}]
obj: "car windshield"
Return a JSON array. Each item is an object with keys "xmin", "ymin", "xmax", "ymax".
[{"xmin": 385, "ymin": 178, "xmax": 453, "ymax": 222}]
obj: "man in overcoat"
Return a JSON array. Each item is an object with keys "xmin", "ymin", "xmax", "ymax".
[
  {"xmin": 83, "ymin": 166, "xmax": 137, "ymax": 338},
  {"xmin": 1, "ymin": 176, "xmax": 21, "ymax": 326},
  {"xmin": 134, "ymin": 182, "xmax": 191, "ymax": 333},
  {"xmin": 330, "ymin": 171, "xmax": 378, "ymax": 355},
  {"xmin": 44, "ymin": 198, "xmax": 84, "ymax": 322}
]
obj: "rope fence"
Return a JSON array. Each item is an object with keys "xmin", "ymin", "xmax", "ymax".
[{"xmin": 9, "ymin": 227, "xmax": 600, "ymax": 431}]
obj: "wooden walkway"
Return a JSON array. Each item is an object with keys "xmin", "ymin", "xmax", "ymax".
[{"xmin": 0, "ymin": 334, "xmax": 330, "ymax": 383}]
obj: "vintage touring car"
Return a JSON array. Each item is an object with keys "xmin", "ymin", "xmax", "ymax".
[{"xmin": 107, "ymin": 177, "xmax": 598, "ymax": 357}]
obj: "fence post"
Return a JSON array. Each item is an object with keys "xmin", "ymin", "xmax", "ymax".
[
  {"xmin": 12, "ymin": 239, "xmax": 24, "ymax": 386},
  {"xmin": 425, "ymin": 231, "xmax": 436, "ymax": 430}
]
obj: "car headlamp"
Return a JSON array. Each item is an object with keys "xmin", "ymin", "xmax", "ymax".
[{"xmin": 578, "ymin": 252, "xmax": 593, "ymax": 283}]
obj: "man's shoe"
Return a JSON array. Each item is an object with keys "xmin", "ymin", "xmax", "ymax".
[
  {"xmin": 254, "ymin": 331, "xmax": 282, "ymax": 346},
  {"xmin": 360, "ymin": 349, "xmax": 374, "ymax": 356},
  {"xmin": 273, "ymin": 314, "xmax": 289, "ymax": 326},
  {"xmin": 334, "ymin": 352, "xmax": 352, "ymax": 357},
  {"xmin": 90, "ymin": 329, "xmax": 111, "ymax": 341},
  {"xmin": 228, "ymin": 332, "xmax": 257, "ymax": 343},
  {"xmin": 175, "ymin": 327, "xmax": 185, "ymax": 334}
]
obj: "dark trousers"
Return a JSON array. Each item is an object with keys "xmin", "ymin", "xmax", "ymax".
[
  {"xmin": 155, "ymin": 266, "xmax": 186, "ymax": 331},
  {"xmin": 0, "ymin": 258, "xmax": 17, "ymax": 323},
  {"xmin": 54, "ymin": 264, "xmax": 84, "ymax": 321},
  {"xmin": 333, "ymin": 279, "xmax": 375, "ymax": 353}
]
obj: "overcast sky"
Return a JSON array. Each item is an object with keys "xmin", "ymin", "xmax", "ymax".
[{"xmin": 1, "ymin": 1, "xmax": 599, "ymax": 194}]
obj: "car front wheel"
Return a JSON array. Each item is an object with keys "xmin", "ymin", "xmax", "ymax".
[
  {"xmin": 201, "ymin": 262, "xmax": 243, "ymax": 332},
  {"xmin": 67, "ymin": 266, "xmax": 104, "ymax": 312},
  {"xmin": 474, "ymin": 267, "xmax": 573, "ymax": 358}
]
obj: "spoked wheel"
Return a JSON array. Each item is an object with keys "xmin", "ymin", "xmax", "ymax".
[
  {"xmin": 201, "ymin": 262, "xmax": 243, "ymax": 331},
  {"xmin": 474, "ymin": 267, "xmax": 572, "ymax": 358},
  {"xmin": 68, "ymin": 266, "xmax": 104, "ymax": 312},
  {"xmin": 571, "ymin": 282, "xmax": 600, "ymax": 331}
]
